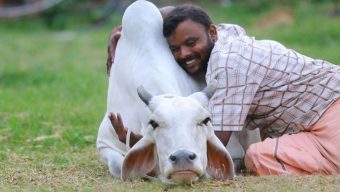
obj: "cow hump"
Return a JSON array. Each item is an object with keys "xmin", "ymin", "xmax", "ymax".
[{"xmin": 122, "ymin": 0, "xmax": 163, "ymax": 42}]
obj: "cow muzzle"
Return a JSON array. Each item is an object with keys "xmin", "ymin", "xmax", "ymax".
[{"xmin": 166, "ymin": 149, "xmax": 203, "ymax": 183}]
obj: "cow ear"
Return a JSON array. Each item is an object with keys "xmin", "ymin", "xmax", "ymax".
[
  {"xmin": 189, "ymin": 80, "xmax": 218, "ymax": 107},
  {"xmin": 121, "ymin": 136, "xmax": 157, "ymax": 180},
  {"xmin": 206, "ymin": 134, "xmax": 235, "ymax": 180},
  {"xmin": 189, "ymin": 92, "xmax": 210, "ymax": 108}
]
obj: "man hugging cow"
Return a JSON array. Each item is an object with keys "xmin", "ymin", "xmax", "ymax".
[{"xmin": 104, "ymin": 1, "xmax": 340, "ymax": 177}]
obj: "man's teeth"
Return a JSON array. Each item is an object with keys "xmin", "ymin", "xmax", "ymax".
[{"xmin": 186, "ymin": 59, "xmax": 195, "ymax": 65}]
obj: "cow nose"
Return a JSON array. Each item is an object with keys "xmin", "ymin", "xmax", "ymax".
[{"xmin": 169, "ymin": 150, "xmax": 197, "ymax": 164}]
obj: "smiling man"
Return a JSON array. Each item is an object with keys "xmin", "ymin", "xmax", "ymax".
[
  {"xmin": 162, "ymin": 5, "xmax": 340, "ymax": 175},
  {"xmin": 166, "ymin": 19, "xmax": 215, "ymax": 76}
]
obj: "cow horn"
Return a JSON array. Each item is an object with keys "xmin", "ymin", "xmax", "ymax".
[
  {"xmin": 137, "ymin": 86, "xmax": 153, "ymax": 105},
  {"xmin": 201, "ymin": 80, "xmax": 218, "ymax": 99}
]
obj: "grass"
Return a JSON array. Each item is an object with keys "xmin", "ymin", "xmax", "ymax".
[{"xmin": 0, "ymin": 1, "xmax": 339, "ymax": 191}]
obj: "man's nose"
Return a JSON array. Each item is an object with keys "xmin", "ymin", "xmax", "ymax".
[{"xmin": 179, "ymin": 46, "xmax": 191, "ymax": 59}]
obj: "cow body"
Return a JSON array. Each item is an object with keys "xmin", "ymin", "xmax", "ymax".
[
  {"xmin": 97, "ymin": 0, "xmax": 205, "ymax": 180},
  {"xmin": 96, "ymin": 0, "xmax": 259, "ymax": 182}
]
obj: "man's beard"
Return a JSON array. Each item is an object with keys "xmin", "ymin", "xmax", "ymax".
[
  {"xmin": 202, "ymin": 39, "xmax": 214, "ymax": 72},
  {"xmin": 179, "ymin": 40, "xmax": 214, "ymax": 74}
]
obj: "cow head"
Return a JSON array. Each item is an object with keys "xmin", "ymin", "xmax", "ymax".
[{"xmin": 121, "ymin": 82, "xmax": 234, "ymax": 184}]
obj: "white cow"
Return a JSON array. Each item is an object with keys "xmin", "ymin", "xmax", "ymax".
[
  {"xmin": 122, "ymin": 84, "xmax": 235, "ymax": 183},
  {"xmin": 96, "ymin": 0, "xmax": 259, "ymax": 183}
]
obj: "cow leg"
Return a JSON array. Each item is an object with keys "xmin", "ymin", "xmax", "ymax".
[
  {"xmin": 226, "ymin": 128, "xmax": 261, "ymax": 174},
  {"xmin": 99, "ymin": 148, "xmax": 124, "ymax": 178},
  {"xmin": 97, "ymin": 113, "xmax": 127, "ymax": 178},
  {"xmin": 226, "ymin": 132, "xmax": 245, "ymax": 173},
  {"xmin": 238, "ymin": 128, "xmax": 261, "ymax": 152}
]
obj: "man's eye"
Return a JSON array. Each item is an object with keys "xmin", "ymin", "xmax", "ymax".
[
  {"xmin": 200, "ymin": 117, "xmax": 211, "ymax": 126},
  {"xmin": 170, "ymin": 47, "xmax": 179, "ymax": 53},
  {"xmin": 187, "ymin": 40, "xmax": 196, "ymax": 47},
  {"xmin": 149, "ymin": 120, "xmax": 159, "ymax": 129}
]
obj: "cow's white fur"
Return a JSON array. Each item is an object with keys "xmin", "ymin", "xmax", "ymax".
[
  {"xmin": 121, "ymin": 89, "xmax": 235, "ymax": 183},
  {"xmin": 96, "ymin": 0, "xmax": 260, "ymax": 181},
  {"xmin": 96, "ymin": 0, "xmax": 204, "ymax": 179}
]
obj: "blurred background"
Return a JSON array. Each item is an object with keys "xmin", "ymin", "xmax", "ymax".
[
  {"xmin": 0, "ymin": 0, "xmax": 339, "ymax": 29},
  {"xmin": 0, "ymin": 1, "xmax": 339, "ymax": 189}
]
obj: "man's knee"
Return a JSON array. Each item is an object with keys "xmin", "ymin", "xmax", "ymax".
[
  {"xmin": 245, "ymin": 143, "xmax": 258, "ymax": 159},
  {"xmin": 244, "ymin": 143, "xmax": 259, "ymax": 172}
]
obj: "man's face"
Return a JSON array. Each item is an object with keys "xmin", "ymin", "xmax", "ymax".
[{"xmin": 166, "ymin": 19, "xmax": 216, "ymax": 75}]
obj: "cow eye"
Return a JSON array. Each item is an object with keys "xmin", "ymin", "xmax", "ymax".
[
  {"xmin": 148, "ymin": 120, "xmax": 159, "ymax": 129},
  {"xmin": 201, "ymin": 117, "xmax": 211, "ymax": 126}
]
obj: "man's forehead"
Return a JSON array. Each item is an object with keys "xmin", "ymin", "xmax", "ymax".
[
  {"xmin": 176, "ymin": 19, "xmax": 206, "ymax": 33},
  {"xmin": 167, "ymin": 19, "xmax": 206, "ymax": 44}
]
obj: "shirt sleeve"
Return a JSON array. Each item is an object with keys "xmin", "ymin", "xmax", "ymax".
[
  {"xmin": 217, "ymin": 24, "xmax": 247, "ymax": 38},
  {"xmin": 206, "ymin": 50, "xmax": 261, "ymax": 132}
]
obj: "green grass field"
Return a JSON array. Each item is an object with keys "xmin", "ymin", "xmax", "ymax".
[{"xmin": 1, "ymin": 1, "xmax": 339, "ymax": 191}]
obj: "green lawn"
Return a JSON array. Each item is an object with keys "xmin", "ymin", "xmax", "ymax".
[{"xmin": 0, "ymin": 1, "xmax": 339, "ymax": 191}]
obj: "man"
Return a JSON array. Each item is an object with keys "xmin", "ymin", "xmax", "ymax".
[{"xmin": 107, "ymin": 4, "xmax": 340, "ymax": 176}]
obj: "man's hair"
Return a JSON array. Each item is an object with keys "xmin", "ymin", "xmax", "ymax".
[{"xmin": 163, "ymin": 5, "xmax": 212, "ymax": 38}]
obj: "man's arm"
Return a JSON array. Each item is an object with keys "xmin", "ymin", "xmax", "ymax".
[{"xmin": 106, "ymin": 25, "xmax": 122, "ymax": 76}]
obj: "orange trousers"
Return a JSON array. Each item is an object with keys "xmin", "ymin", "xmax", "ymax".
[{"xmin": 245, "ymin": 99, "xmax": 340, "ymax": 175}]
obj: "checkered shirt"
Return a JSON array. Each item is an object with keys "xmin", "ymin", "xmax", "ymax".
[{"xmin": 206, "ymin": 24, "xmax": 340, "ymax": 138}]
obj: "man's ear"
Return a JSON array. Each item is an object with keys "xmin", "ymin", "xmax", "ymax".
[
  {"xmin": 209, "ymin": 24, "xmax": 217, "ymax": 42},
  {"xmin": 121, "ymin": 136, "xmax": 157, "ymax": 180}
]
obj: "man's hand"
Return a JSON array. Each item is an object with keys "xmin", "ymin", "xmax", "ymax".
[
  {"xmin": 108, "ymin": 112, "xmax": 142, "ymax": 147},
  {"xmin": 106, "ymin": 25, "xmax": 122, "ymax": 76}
]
